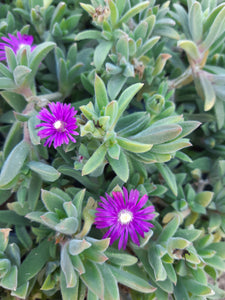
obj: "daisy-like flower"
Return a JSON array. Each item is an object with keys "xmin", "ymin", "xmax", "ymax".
[
  {"xmin": 36, "ymin": 102, "xmax": 79, "ymax": 148},
  {"xmin": 0, "ymin": 32, "xmax": 35, "ymax": 61},
  {"xmin": 95, "ymin": 187, "xmax": 155, "ymax": 250}
]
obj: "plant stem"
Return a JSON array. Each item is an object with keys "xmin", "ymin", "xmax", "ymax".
[{"xmin": 168, "ymin": 67, "xmax": 193, "ymax": 89}]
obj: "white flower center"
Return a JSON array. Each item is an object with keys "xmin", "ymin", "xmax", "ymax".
[
  {"xmin": 118, "ymin": 209, "xmax": 133, "ymax": 225},
  {"xmin": 19, "ymin": 43, "xmax": 27, "ymax": 50},
  {"xmin": 53, "ymin": 120, "xmax": 63, "ymax": 130}
]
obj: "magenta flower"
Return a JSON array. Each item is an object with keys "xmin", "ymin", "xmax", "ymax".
[
  {"xmin": 95, "ymin": 187, "xmax": 155, "ymax": 250},
  {"xmin": 0, "ymin": 32, "xmax": 35, "ymax": 61},
  {"xmin": 36, "ymin": 102, "xmax": 79, "ymax": 148}
]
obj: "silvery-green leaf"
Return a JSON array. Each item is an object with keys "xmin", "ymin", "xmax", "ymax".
[
  {"xmin": 82, "ymin": 144, "xmax": 107, "ymax": 176},
  {"xmin": 69, "ymin": 239, "xmax": 91, "ymax": 255},
  {"xmin": 60, "ymin": 244, "xmax": 77, "ymax": 288},
  {"xmin": 98, "ymin": 264, "xmax": 119, "ymax": 300},
  {"xmin": 157, "ymin": 215, "xmax": 180, "ymax": 243},
  {"xmin": 148, "ymin": 246, "xmax": 167, "ymax": 281},
  {"xmin": 94, "ymin": 74, "xmax": 108, "ymax": 111},
  {"xmin": 13, "ymin": 66, "xmax": 32, "ymax": 86},
  {"xmin": 110, "ymin": 265, "xmax": 156, "ymax": 293},
  {"xmin": 28, "ymin": 161, "xmax": 61, "ymax": 182},
  {"xmin": 108, "ymin": 150, "xmax": 129, "ymax": 182},
  {"xmin": 189, "ymin": 2, "xmax": 203, "ymax": 43},
  {"xmin": 0, "ymin": 141, "xmax": 29, "ymax": 188},
  {"xmin": 1, "ymin": 91, "xmax": 26, "ymax": 112},
  {"xmin": 55, "ymin": 217, "xmax": 78, "ymax": 235},
  {"xmin": 117, "ymin": 1, "xmax": 149, "ymax": 27},
  {"xmin": 0, "ymin": 228, "xmax": 11, "ymax": 252},
  {"xmin": 94, "ymin": 41, "xmax": 112, "ymax": 70},
  {"xmin": 81, "ymin": 261, "xmax": 104, "ymax": 299},
  {"xmin": 75, "ymin": 30, "xmax": 102, "ymax": 41},
  {"xmin": 177, "ymin": 40, "xmax": 200, "ymax": 61}
]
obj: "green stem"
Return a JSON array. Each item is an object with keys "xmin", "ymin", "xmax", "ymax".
[{"xmin": 168, "ymin": 67, "xmax": 193, "ymax": 89}]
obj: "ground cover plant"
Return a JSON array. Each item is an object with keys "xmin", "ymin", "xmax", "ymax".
[{"xmin": 0, "ymin": 0, "xmax": 225, "ymax": 299}]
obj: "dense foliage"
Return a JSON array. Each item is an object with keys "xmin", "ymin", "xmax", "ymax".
[{"xmin": 0, "ymin": 0, "xmax": 225, "ymax": 299}]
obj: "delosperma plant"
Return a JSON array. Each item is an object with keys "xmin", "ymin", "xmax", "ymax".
[{"xmin": 0, "ymin": 0, "xmax": 225, "ymax": 299}]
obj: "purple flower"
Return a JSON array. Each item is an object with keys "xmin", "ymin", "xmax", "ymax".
[
  {"xmin": 0, "ymin": 32, "xmax": 35, "ymax": 61},
  {"xmin": 36, "ymin": 102, "xmax": 79, "ymax": 148},
  {"xmin": 95, "ymin": 187, "xmax": 155, "ymax": 250}
]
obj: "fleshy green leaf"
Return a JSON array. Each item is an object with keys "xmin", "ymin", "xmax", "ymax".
[
  {"xmin": 5, "ymin": 47, "xmax": 17, "ymax": 71},
  {"xmin": 151, "ymin": 139, "xmax": 191, "ymax": 154},
  {"xmin": 1, "ymin": 91, "xmax": 26, "ymax": 112},
  {"xmin": 41, "ymin": 189, "xmax": 64, "ymax": 212},
  {"xmin": 28, "ymin": 161, "xmax": 61, "ymax": 182},
  {"xmin": 117, "ymin": 1, "xmax": 150, "ymax": 27},
  {"xmin": 41, "ymin": 212, "xmax": 60, "ymax": 229},
  {"xmin": 82, "ymin": 144, "xmax": 107, "ymax": 176},
  {"xmin": 156, "ymin": 164, "xmax": 178, "ymax": 196},
  {"xmin": 3, "ymin": 121, "xmax": 22, "ymax": 161},
  {"xmin": 158, "ymin": 215, "xmax": 180, "ymax": 243},
  {"xmin": 15, "ymin": 226, "xmax": 32, "ymax": 250},
  {"xmin": 130, "ymin": 124, "xmax": 182, "ymax": 145},
  {"xmin": 81, "ymin": 260, "xmax": 104, "ymax": 299},
  {"xmin": 201, "ymin": 7, "xmax": 225, "ymax": 50},
  {"xmin": 27, "ymin": 115, "xmax": 41, "ymax": 145},
  {"xmin": 189, "ymin": 2, "xmax": 203, "ymax": 43},
  {"xmin": 0, "ymin": 62, "xmax": 13, "ymax": 78},
  {"xmin": 75, "ymin": 30, "xmax": 102, "ymax": 41},
  {"xmin": 105, "ymin": 100, "xmax": 118, "ymax": 129},
  {"xmin": 110, "ymin": 265, "xmax": 156, "ymax": 293},
  {"xmin": 79, "ymin": 3, "xmax": 95, "ymax": 15},
  {"xmin": 105, "ymin": 248, "xmax": 137, "ymax": 266},
  {"xmin": 1, "ymin": 265, "xmax": 17, "ymax": 291},
  {"xmin": 108, "ymin": 150, "xmax": 129, "ymax": 182},
  {"xmin": 70, "ymin": 254, "xmax": 85, "ymax": 275},
  {"xmin": 114, "ymin": 83, "xmax": 143, "ymax": 125},
  {"xmin": 0, "ymin": 228, "xmax": 11, "ymax": 252},
  {"xmin": 137, "ymin": 36, "xmax": 160, "ymax": 57},
  {"xmin": 214, "ymin": 97, "xmax": 225, "ymax": 129},
  {"xmin": 109, "ymin": 0, "xmax": 119, "ymax": 27},
  {"xmin": 98, "ymin": 264, "xmax": 119, "ymax": 300},
  {"xmin": 63, "ymin": 202, "xmax": 78, "ymax": 218},
  {"xmin": 94, "ymin": 41, "xmax": 112, "ymax": 70},
  {"xmin": 27, "ymin": 172, "xmax": 42, "ymax": 210},
  {"xmin": 61, "ymin": 244, "xmax": 78, "ymax": 288},
  {"xmin": 11, "ymin": 283, "xmax": 29, "ymax": 299},
  {"xmin": 0, "ymin": 141, "xmax": 29, "ymax": 188},
  {"xmin": 0, "ymin": 77, "xmax": 16, "ymax": 89},
  {"xmin": 94, "ymin": 74, "xmax": 108, "ymax": 110},
  {"xmin": 13, "ymin": 66, "xmax": 32, "ymax": 86},
  {"xmin": 163, "ymin": 262, "xmax": 177, "ymax": 284},
  {"xmin": 117, "ymin": 136, "xmax": 152, "ymax": 153},
  {"xmin": 176, "ymin": 121, "xmax": 201, "ymax": 139},
  {"xmin": 195, "ymin": 191, "xmax": 214, "ymax": 207},
  {"xmin": 108, "ymin": 75, "xmax": 127, "ymax": 100},
  {"xmin": 55, "ymin": 218, "xmax": 79, "ymax": 235},
  {"xmin": 17, "ymin": 239, "xmax": 50, "ymax": 286},
  {"xmin": 50, "ymin": 2, "xmax": 66, "ymax": 29},
  {"xmin": 85, "ymin": 237, "xmax": 110, "ymax": 252},
  {"xmin": 83, "ymin": 247, "xmax": 108, "ymax": 264},
  {"xmin": 108, "ymin": 143, "xmax": 120, "ymax": 160},
  {"xmin": 182, "ymin": 278, "xmax": 215, "ymax": 296},
  {"xmin": 29, "ymin": 42, "xmax": 55, "ymax": 76},
  {"xmin": 177, "ymin": 40, "xmax": 200, "ymax": 61},
  {"xmin": 168, "ymin": 238, "xmax": 191, "ymax": 257},
  {"xmin": 69, "ymin": 239, "xmax": 91, "ymax": 255},
  {"xmin": 148, "ymin": 246, "xmax": 167, "ymax": 281}
]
